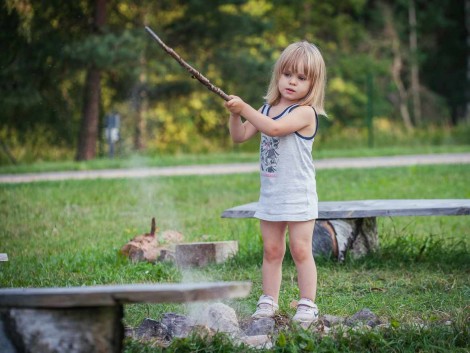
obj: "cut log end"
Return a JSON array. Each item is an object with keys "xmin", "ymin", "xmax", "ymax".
[{"xmin": 175, "ymin": 241, "xmax": 238, "ymax": 268}]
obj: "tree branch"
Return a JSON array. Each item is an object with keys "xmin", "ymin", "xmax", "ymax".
[{"xmin": 145, "ymin": 26, "xmax": 230, "ymax": 101}]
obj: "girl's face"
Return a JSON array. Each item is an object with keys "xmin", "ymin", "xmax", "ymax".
[{"xmin": 277, "ymin": 68, "xmax": 311, "ymax": 104}]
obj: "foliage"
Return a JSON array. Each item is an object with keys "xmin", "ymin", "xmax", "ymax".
[
  {"xmin": 1, "ymin": 0, "xmax": 468, "ymax": 162},
  {"xmin": 315, "ymin": 119, "xmax": 470, "ymax": 150}
]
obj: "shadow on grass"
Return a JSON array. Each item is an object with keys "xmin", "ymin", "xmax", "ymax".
[
  {"xmin": 219, "ymin": 228, "xmax": 458, "ymax": 271},
  {"xmin": 224, "ymin": 231, "xmax": 470, "ymax": 274},
  {"xmin": 339, "ymin": 233, "xmax": 470, "ymax": 271}
]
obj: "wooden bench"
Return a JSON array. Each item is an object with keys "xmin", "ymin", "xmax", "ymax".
[
  {"xmin": 0, "ymin": 281, "xmax": 251, "ymax": 353},
  {"xmin": 222, "ymin": 199, "xmax": 470, "ymax": 261}
]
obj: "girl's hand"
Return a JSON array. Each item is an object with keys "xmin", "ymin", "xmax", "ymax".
[{"xmin": 225, "ymin": 95, "xmax": 246, "ymax": 115}]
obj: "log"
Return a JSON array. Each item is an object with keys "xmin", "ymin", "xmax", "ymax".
[
  {"xmin": 175, "ymin": 241, "xmax": 238, "ymax": 267},
  {"xmin": 313, "ymin": 219, "xmax": 378, "ymax": 261},
  {"xmin": 0, "ymin": 306, "xmax": 123, "ymax": 353},
  {"xmin": 0, "ymin": 282, "xmax": 251, "ymax": 353}
]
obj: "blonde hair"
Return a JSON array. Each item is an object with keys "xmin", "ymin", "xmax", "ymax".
[{"xmin": 264, "ymin": 41, "xmax": 327, "ymax": 115}]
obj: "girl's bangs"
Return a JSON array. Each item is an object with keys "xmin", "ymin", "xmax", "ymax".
[{"xmin": 279, "ymin": 48, "xmax": 313, "ymax": 79}]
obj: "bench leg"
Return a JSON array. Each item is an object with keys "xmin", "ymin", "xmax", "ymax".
[
  {"xmin": 313, "ymin": 218, "xmax": 379, "ymax": 261},
  {"xmin": 0, "ymin": 306, "xmax": 123, "ymax": 353}
]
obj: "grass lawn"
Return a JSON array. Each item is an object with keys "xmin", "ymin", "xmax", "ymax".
[{"xmin": 1, "ymin": 164, "xmax": 469, "ymax": 352}]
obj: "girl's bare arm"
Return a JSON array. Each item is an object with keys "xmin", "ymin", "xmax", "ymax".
[
  {"xmin": 228, "ymin": 113, "xmax": 258, "ymax": 143},
  {"xmin": 226, "ymin": 96, "xmax": 315, "ymax": 137}
]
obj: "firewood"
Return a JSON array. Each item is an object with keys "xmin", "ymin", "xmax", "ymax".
[
  {"xmin": 120, "ymin": 218, "xmax": 183, "ymax": 263},
  {"xmin": 120, "ymin": 218, "xmax": 159, "ymax": 263},
  {"xmin": 150, "ymin": 217, "xmax": 156, "ymax": 235}
]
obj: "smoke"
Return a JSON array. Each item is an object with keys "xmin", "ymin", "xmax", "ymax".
[{"xmin": 123, "ymin": 154, "xmax": 184, "ymax": 237}]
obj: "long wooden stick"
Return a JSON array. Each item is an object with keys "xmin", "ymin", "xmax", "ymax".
[{"xmin": 145, "ymin": 26, "xmax": 230, "ymax": 101}]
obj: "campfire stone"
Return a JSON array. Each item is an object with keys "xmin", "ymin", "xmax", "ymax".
[
  {"xmin": 134, "ymin": 318, "xmax": 170, "ymax": 341},
  {"xmin": 239, "ymin": 334, "xmax": 273, "ymax": 349},
  {"xmin": 127, "ymin": 307, "xmax": 389, "ymax": 349},
  {"xmin": 243, "ymin": 317, "xmax": 275, "ymax": 336},
  {"xmin": 192, "ymin": 302, "xmax": 240, "ymax": 336},
  {"xmin": 345, "ymin": 308, "xmax": 382, "ymax": 327},
  {"xmin": 321, "ymin": 314, "xmax": 345, "ymax": 327},
  {"xmin": 161, "ymin": 313, "xmax": 193, "ymax": 338}
]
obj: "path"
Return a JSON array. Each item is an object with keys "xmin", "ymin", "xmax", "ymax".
[{"xmin": 1, "ymin": 153, "xmax": 470, "ymax": 184}]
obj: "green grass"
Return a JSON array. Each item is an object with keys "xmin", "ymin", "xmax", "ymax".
[
  {"xmin": 1, "ymin": 144, "xmax": 469, "ymax": 174},
  {"xmin": 1, "ymin": 164, "xmax": 469, "ymax": 352},
  {"xmin": 124, "ymin": 321, "xmax": 469, "ymax": 352}
]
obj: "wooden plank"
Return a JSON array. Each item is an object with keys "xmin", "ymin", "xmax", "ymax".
[
  {"xmin": 0, "ymin": 281, "xmax": 251, "ymax": 308},
  {"xmin": 221, "ymin": 199, "xmax": 470, "ymax": 219},
  {"xmin": 0, "ymin": 254, "xmax": 7, "ymax": 261},
  {"xmin": 222, "ymin": 202, "xmax": 259, "ymax": 219}
]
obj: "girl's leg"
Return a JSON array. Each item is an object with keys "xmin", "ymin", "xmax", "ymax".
[
  {"xmin": 260, "ymin": 220, "xmax": 287, "ymax": 303},
  {"xmin": 287, "ymin": 220, "xmax": 317, "ymax": 301}
]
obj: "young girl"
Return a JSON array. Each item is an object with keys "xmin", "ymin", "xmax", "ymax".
[{"xmin": 225, "ymin": 41, "xmax": 326, "ymax": 324}]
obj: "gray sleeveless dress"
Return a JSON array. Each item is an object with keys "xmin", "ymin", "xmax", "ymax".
[{"xmin": 254, "ymin": 103, "xmax": 319, "ymax": 221}]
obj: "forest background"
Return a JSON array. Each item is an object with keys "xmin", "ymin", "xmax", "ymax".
[{"xmin": 1, "ymin": 0, "xmax": 469, "ymax": 164}]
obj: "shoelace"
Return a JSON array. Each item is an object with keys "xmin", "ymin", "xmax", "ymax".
[
  {"xmin": 257, "ymin": 302, "xmax": 273, "ymax": 310},
  {"xmin": 297, "ymin": 304, "xmax": 315, "ymax": 313}
]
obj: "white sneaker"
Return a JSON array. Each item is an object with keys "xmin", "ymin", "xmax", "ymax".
[
  {"xmin": 252, "ymin": 294, "xmax": 279, "ymax": 319},
  {"xmin": 292, "ymin": 298, "xmax": 319, "ymax": 324}
]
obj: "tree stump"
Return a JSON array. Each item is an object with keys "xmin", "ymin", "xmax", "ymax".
[{"xmin": 313, "ymin": 218, "xmax": 378, "ymax": 261}]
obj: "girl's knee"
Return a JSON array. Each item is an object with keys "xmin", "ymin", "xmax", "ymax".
[
  {"xmin": 290, "ymin": 245, "xmax": 313, "ymax": 263},
  {"xmin": 264, "ymin": 244, "xmax": 285, "ymax": 262}
]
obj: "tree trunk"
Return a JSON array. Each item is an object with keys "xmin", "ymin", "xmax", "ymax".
[
  {"xmin": 76, "ymin": 68, "xmax": 101, "ymax": 160},
  {"xmin": 383, "ymin": 4, "xmax": 414, "ymax": 131},
  {"xmin": 132, "ymin": 55, "xmax": 148, "ymax": 151},
  {"xmin": 75, "ymin": 0, "xmax": 107, "ymax": 161},
  {"xmin": 409, "ymin": 0, "xmax": 422, "ymax": 126},
  {"xmin": 466, "ymin": 0, "xmax": 470, "ymax": 123},
  {"xmin": 0, "ymin": 138, "xmax": 17, "ymax": 165}
]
